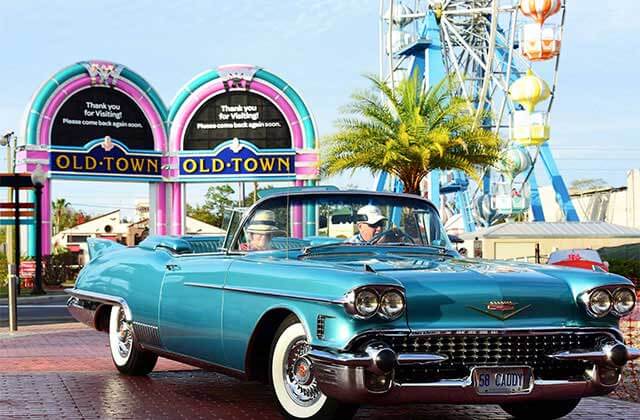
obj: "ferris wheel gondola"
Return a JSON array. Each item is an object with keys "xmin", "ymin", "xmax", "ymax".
[{"xmin": 377, "ymin": 0, "xmax": 579, "ymax": 230}]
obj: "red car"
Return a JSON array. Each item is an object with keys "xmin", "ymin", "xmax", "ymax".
[{"xmin": 548, "ymin": 249, "xmax": 608, "ymax": 271}]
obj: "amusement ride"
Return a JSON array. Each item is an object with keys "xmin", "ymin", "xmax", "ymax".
[{"xmin": 376, "ymin": 0, "xmax": 579, "ymax": 233}]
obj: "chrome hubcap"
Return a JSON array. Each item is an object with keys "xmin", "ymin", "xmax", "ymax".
[
  {"xmin": 283, "ymin": 338, "xmax": 321, "ymax": 407},
  {"xmin": 116, "ymin": 308, "xmax": 133, "ymax": 358}
]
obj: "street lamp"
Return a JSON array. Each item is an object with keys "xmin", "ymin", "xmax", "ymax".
[
  {"xmin": 1, "ymin": 131, "xmax": 17, "ymax": 296},
  {"xmin": 30, "ymin": 164, "xmax": 46, "ymax": 295}
]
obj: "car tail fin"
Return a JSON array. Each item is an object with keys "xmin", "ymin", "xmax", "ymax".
[{"xmin": 87, "ymin": 238, "xmax": 125, "ymax": 261}]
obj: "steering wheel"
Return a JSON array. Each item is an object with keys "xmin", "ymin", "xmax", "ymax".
[{"xmin": 366, "ymin": 227, "xmax": 416, "ymax": 245}]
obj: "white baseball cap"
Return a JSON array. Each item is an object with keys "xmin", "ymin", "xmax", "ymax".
[{"xmin": 357, "ymin": 205, "xmax": 387, "ymax": 225}]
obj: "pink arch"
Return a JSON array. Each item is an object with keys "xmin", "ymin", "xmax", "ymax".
[
  {"xmin": 169, "ymin": 78, "xmax": 306, "ymax": 237},
  {"xmin": 170, "ymin": 79, "xmax": 304, "ymax": 152},
  {"xmin": 37, "ymin": 75, "xmax": 169, "ymax": 251}
]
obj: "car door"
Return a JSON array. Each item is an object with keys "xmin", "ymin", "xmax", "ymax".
[{"xmin": 158, "ymin": 253, "xmax": 235, "ymax": 364}]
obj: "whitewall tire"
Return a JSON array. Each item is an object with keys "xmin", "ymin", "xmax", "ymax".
[
  {"xmin": 270, "ymin": 315, "xmax": 358, "ymax": 420},
  {"xmin": 108, "ymin": 305, "xmax": 158, "ymax": 375}
]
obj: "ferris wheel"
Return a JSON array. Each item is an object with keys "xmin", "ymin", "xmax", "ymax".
[{"xmin": 377, "ymin": 0, "xmax": 579, "ymax": 232}]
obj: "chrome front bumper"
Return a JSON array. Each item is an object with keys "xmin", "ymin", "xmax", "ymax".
[{"xmin": 308, "ymin": 342, "xmax": 640, "ymax": 404}]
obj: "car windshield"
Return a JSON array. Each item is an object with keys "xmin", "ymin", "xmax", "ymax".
[{"xmin": 233, "ymin": 192, "xmax": 452, "ymax": 252}]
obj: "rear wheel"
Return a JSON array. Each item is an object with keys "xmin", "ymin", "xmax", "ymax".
[
  {"xmin": 500, "ymin": 399, "xmax": 581, "ymax": 419},
  {"xmin": 269, "ymin": 315, "xmax": 358, "ymax": 419},
  {"xmin": 109, "ymin": 305, "xmax": 157, "ymax": 375}
]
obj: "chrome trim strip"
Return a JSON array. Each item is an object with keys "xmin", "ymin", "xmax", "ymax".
[
  {"xmin": 65, "ymin": 288, "xmax": 132, "ymax": 321},
  {"xmin": 184, "ymin": 282, "xmax": 224, "ymax": 290},
  {"xmin": 396, "ymin": 353, "xmax": 448, "ymax": 365},
  {"xmin": 308, "ymin": 349, "xmax": 448, "ymax": 368},
  {"xmin": 308, "ymin": 349, "xmax": 371, "ymax": 367},
  {"xmin": 396, "ymin": 378, "xmax": 581, "ymax": 388},
  {"xmin": 551, "ymin": 345, "xmax": 640, "ymax": 364},
  {"xmin": 141, "ymin": 343, "xmax": 246, "ymax": 379},
  {"xmin": 223, "ymin": 286, "xmax": 341, "ymax": 305}
]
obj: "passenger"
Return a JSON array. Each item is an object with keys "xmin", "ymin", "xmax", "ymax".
[
  {"xmin": 240, "ymin": 210, "xmax": 279, "ymax": 251},
  {"xmin": 348, "ymin": 205, "xmax": 387, "ymax": 243}
]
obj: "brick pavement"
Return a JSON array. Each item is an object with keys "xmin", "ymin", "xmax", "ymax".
[{"xmin": 1, "ymin": 323, "xmax": 639, "ymax": 419}]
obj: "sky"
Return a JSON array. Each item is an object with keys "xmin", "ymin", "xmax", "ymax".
[{"xmin": 0, "ymin": 0, "xmax": 638, "ymax": 219}]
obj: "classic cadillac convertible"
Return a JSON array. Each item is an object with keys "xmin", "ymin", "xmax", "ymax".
[{"xmin": 67, "ymin": 187, "xmax": 639, "ymax": 419}]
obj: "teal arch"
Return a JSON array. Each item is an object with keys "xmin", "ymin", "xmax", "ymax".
[
  {"xmin": 25, "ymin": 61, "xmax": 168, "ymax": 146},
  {"xmin": 22, "ymin": 60, "xmax": 169, "ymax": 257}
]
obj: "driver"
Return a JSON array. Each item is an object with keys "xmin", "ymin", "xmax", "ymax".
[
  {"xmin": 240, "ymin": 210, "xmax": 280, "ymax": 251},
  {"xmin": 348, "ymin": 205, "xmax": 387, "ymax": 243}
]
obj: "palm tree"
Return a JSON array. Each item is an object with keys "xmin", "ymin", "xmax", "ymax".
[
  {"xmin": 322, "ymin": 74, "xmax": 501, "ymax": 195},
  {"xmin": 52, "ymin": 198, "xmax": 70, "ymax": 234}
]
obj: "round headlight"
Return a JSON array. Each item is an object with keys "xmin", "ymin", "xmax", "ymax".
[
  {"xmin": 355, "ymin": 289, "xmax": 379, "ymax": 317},
  {"xmin": 380, "ymin": 291, "xmax": 405, "ymax": 319},
  {"xmin": 589, "ymin": 289, "xmax": 612, "ymax": 317},
  {"xmin": 613, "ymin": 288, "xmax": 636, "ymax": 315}
]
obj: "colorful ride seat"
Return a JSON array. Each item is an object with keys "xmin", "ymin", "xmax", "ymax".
[
  {"xmin": 511, "ymin": 110, "xmax": 550, "ymax": 146},
  {"xmin": 493, "ymin": 182, "xmax": 531, "ymax": 216},
  {"xmin": 521, "ymin": 23, "xmax": 561, "ymax": 61}
]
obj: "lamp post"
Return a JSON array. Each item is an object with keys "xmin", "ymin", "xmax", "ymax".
[
  {"xmin": 1, "ymin": 131, "xmax": 17, "ymax": 330},
  {"xmin": 30, "ymin": 165, "xmax": 46, "ymax": 295}
]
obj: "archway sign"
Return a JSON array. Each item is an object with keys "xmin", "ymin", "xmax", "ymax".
[{"xmin": 17, "ymin": 61, "xmax": 319, "ymax": 255}]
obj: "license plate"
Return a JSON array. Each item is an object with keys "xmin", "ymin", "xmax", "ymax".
[{"xmin": 472, "ymin": 366, "xmax": 532, "ymax": 395}]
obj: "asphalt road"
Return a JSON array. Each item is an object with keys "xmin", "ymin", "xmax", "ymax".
[{"xmin": 0, "ymin": 295, "xmax": 74, "ymax": 327}]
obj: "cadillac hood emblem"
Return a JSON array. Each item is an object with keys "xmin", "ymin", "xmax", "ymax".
[{"xmin": 467, "ymin": 300, "xmax": 531, "ymax": 321}]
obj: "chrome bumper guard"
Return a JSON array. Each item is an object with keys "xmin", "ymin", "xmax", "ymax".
[
  {"xmin": 308, "ymin": 341, "xmax": 639, "ymax": 404},
  {"xmin": 550, "ymin": 342, "xmax": 640, "ymax": 367}
]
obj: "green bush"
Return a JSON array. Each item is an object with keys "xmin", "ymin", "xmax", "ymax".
[
  {"xmin": 607, "ymin": 259, "xmax": 640, "ymax": 287},
  {"xmin": 0, "ymin": 252, "xmax": 7, "ymax": 287},
  {"xmin": 43, "ymin": 251, "xmax": 78, "ymax": 286}
]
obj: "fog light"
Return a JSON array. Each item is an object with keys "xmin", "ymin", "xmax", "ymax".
[
  {"xmin": 364, "ymin": 371, "xmax": 392, "ymax": 393},
  {"xmin": 597, "ymin": 365, "xmax": 621, "ymax": 386}
]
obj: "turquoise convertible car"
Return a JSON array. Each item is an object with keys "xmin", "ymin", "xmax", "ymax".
[{"xmin": 67, "ymin": 187, "xmax": 639, "ymax": 419}]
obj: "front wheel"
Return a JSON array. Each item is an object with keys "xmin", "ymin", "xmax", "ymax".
[
  {"xmin": 269, "ymin": 315, "xmax": 358, "ymax": 420},
  {"xmin": 500, "ymin": 398, "xmax": 581, "ymax": 419},
  {"xmin": 109, "ymin": 305, "xmax": 158, "ymax": 375}
]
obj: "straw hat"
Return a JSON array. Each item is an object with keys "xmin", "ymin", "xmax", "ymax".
[{"xmin": 246, "ymin": 210, "xmax": 281, "ymax": 233}]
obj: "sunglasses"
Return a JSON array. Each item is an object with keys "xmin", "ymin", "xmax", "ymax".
[{"xmin": 366, "ymin": 221, "xmax": 386, "ymax": 228}]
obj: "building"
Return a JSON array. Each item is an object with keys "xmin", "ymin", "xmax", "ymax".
[
  {"xmin": 538, "ymin": 169, "xmax": 640, "ymax": 228},
  {"xmin": 53, "ymin": 210, "xmax": 225, "ymax": 264},
  {"xmin": 461, "ymin": 222, "xmax": 640, "ymax": 262}
]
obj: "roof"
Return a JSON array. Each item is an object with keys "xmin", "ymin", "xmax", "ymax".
[{"xmin": 461, "ymin": 222, "xmax": 640, "ymax": 239}]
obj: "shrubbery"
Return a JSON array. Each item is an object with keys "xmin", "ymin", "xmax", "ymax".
[
  {"xmin": 43, "ymin": 250, "xmax": 78, "ymax": 286},
  {"xmin": 607, "ymin": 259, "xmax": 640, "ymax": 287}
]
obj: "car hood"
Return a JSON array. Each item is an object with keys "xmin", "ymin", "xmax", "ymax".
[{"xmin": 303, "ymin": 250, "xmax": 629, "ymax": 330}]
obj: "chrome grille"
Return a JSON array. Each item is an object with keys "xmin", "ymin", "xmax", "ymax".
[
  {"xmin": 352, "ymin": 330, "xmax": 614, "ymax": 383},
  {"xmin": 317, "ymin": 315, "xmax": 327, "ymax": 340}
]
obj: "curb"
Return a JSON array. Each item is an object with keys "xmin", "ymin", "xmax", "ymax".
[
  {"xmin": 0, "ymin": 290, "xmax": 68, "ymax": 305},
  {"xmin": 0, "ymin": 321, "xmax": 86, "ymax": 337}
]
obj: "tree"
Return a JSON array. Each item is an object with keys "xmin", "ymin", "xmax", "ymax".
[
  {"xmin": 322, "ymin": 74, "xmax": 501, "ymax": 194},
  {"xmin": 52, "ymin": 199, "xmax": 71, "ymax": 234},
  {"xmin": 187, "ymin": 185, "xmax": 236, "ymax": 227},
  {"xmin": 242, "ymin": 184, "xmax": 274, "ymax": 207},
  {"xmin": 186, "ymin": 203, "xmax": 217, "ymax": 226},
  {"xmin": 52, "ymin": 199, "xmax": 92, "ymax": 233}
]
